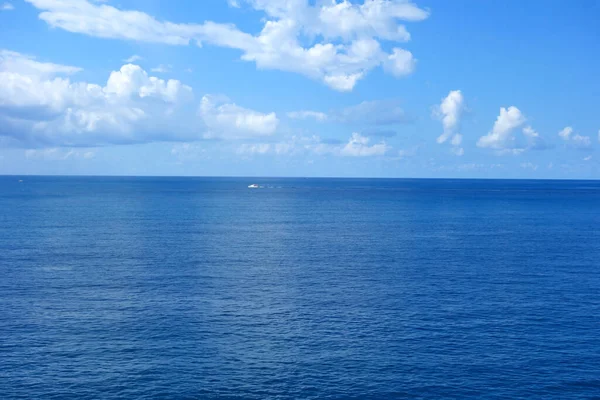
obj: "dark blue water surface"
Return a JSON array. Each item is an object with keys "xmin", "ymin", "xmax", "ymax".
[{"xmin": 1, "ymin": 176, "xmax": 599, "ymax": 399}]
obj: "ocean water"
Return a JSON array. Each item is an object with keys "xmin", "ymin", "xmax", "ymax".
[{"xmin": 1, "ymin": 176, "xmax": 599, "ymax": 399}]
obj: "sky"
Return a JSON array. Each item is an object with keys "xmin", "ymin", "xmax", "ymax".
[{"xmin": 0, "ymin": 0, "xmax": 599, "ymax": 178}]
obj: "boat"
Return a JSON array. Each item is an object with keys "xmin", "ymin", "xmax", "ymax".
[{"xmin": 248, "ymin": 184, "xmax": 259, "ymax": 188}]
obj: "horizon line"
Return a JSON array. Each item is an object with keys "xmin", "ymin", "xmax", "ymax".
[{"xmin": 1, "ymin": 174, "xmax": 599, "ymax": 182}]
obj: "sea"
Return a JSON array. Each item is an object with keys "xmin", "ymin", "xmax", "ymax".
[{"xmin": 1, "ymin": 176, "xmax": 599, "ymax": 399}]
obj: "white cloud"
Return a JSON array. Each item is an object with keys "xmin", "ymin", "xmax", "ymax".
[
  {"xmin": 398, "ymin": 145, "xmax": 419, "ymax": 158},
  {"xmin": 520, "ymin": 162, "xmax": 538, "ymax": 171},
  {"xmin": 230, "ymin": 132, "xmax": 390, "ymax": 158},
  {"xmin": 572, "ymin": 134, "xmax": 592, "ymax": 149},
  {"xmin": 384, "ymin": 48, "xmax": 416, "ymax": 77},
  {"xmin": 558, "ymin": 126, "xmax": 592, "ymax": 150},
  {"xmin": 25, "ymin": 147, "xmax": 95, "ymax": 160},
  {"xmin": 199, "ymin": 95, "xmax": 279, "ymax": 139},
  {"xmin": 522, "ymin": 125, "xmax": 548, "ymax": 150},
  {"xmin": 477, "ymin": 106, "xmax": 526, "ymax": 150},
  {"xmin": 124, "ymin": 54, "xmax": 143, "ymax": 63},
  {"xmin": 151, "ymin": 64, "xmax": 171, "ymax": 73},
  {"xmin": 288, "ymin": 99, "xmax": 410, "ymax": 125},
  {"xmin": 477, "ymin": 106, "xmax": 548, "ymax": 155},
  {"xmin": 340, "ymin": 132, "xmax": 389, "ymax": 157},
  {"xmin": 558, "ymin": 126, "xmax": 573, "ymax": 140},
  {"xmin": 435, "ymin": 90, "xmax": 464, "ymax": 143},
  {"xmin": 171, "ymin": 143, "xmax": 207, "ymax": 162},
  {"xmin": 0, "ymin": 49, "xmax": 81, "ymax": 77},
  {"xmin": 0, "ymin": 50, "xmax": 194, "ymax": 147},
  {"xmin": 104, "ymin": 64, "xmax": 191, "ymax": 102},
  {"xmin": 236, "ymin": 143, "xmax": 272, "ymax": 155},
  {"xmin": 286, "ymin": 110, "xmax": 328, "ymax": 122},
  {"xmin": 25, "ymin": 0, "xmax": 429, "ymax": 91},
  {"xmin": 450, "ymin": 133, "xmax": 462, "ymax": 146},
  {"xmin": 583, "ymin": 155, "xmax": 592, "ymax": 161},
  {"xmin": 451, "ymin": 146, "xmax": 464, "ymax": 156},
  {"xmin": 434, "ymin": 90, "xmax": 465, "ymax": 156},
  {"xmin": 1, "ymin": 2, "xmax": 14, "ymax": 10}
]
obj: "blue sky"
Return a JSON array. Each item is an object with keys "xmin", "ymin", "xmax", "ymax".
[{"xmin": 0, "ymin": 0, "xmax": 599, "ymax": 178}]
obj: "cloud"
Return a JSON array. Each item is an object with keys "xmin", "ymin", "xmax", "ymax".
[
  {"xmin": 434, "ymin": 90, "xmax": 464, "ymax": 143},
  {"xmin": 124, "ymin": 54, "xmax": 143, "ymax": 63},
  {"xmin": 583, "ymin": 155, "xmax": 592, "ymax": 161},
  {"xmin": 434, "ymin": 90, "xmax": 465, "ymax": 155},
  {"xmin": 286, "ymin": 110, "xmax": 328, "ymax": 122},
  {"xmin": 230, "ymin": 132, "xmax": 390, "ymax": 158},
  {"xmin": 236, "ymin": 143, "xmax": 272, "ymax": 155},
  {"xmin": 520, "ymin": 162, "xmax": 538, "ymax": 171},
  {"xmin": 199, "ymin": 95, "xmax": 279, "ymax": 139},
  {"xmin": 0, "ymin": 49, "xmax": 196, "ymax": 147},
  {"xmin": 398, "ymin": 145, "xmax": 419, "ymax": 158},
  {"xmin": 0, "ymin": 49, "xmax": 81, "ymax": 77},
  {"xmin": 476, "ymin": 106, "xmax": 548, "ymax": 154},
  {"xmin": 522, "ymin": 126, "xmax": 549, "ymax": 150},
  {"xmin": 288, "ymin": 99, "xmax": 411, "ymax": 126},
  {"xmin": 571, "ymin": 134, "xmax": 592, "ymax": 149},
  {"xmin": 340, "ymin": 132, "xmax": 389, "ymax": 156},
  {"xmin": 1, "ymin": 2, "xmax": 14, "ymax": 10},
  {"xmin": 558, "ymin": 126, "xmax": 573, "ymax": 140},
  {"xmin": 335, "ymin": 99, "xmax": 410, "ymax": 125},
  {"xmin": 477, "ymin": 106, "xmax": 526, "ymax": 150},
  {"xmin": 25, "ymin": 147, "xmax": 95, "ymax": 160},
  {"xmin": 384, "ymin": 48, "xmax": 416, "ymax": 77},
  {"xmin": 558, "ymin": 126, "xmax": 592, "ymax": 150},
  {"xmin": 26, "ymin": 0, "xmax": 429, "ymax": 91},
  {"xmin": 362, "ymin": 130, "xmax": 397, "ymax": 138},
  {"xmin": 151, "ymin": 64, "xmax": 171, "ymax": 73},
  {"xmin": 171, "ymin": 143, "xmax": 207, "ymax": 162}
]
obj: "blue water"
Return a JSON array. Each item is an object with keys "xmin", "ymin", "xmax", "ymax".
[{"xmin": 1, "ymin": 177, "xmax": 599, "ymax": 399}]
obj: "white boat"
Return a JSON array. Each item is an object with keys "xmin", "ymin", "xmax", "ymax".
[{"xmin": 248, "ymin": 184, "xmax": 259, "ymax": 189}]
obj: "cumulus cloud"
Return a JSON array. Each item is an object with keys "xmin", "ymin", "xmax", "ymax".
[
  {"xmin": 558, "ymin": 126, "xmax": 592, "ymax": 150},
  {"xmin": 384, "ymin": 48, "xmax": 416, "ymax": 77},
  {"xmin": 558, "ymin": 126, "xmax": 573, "ymax": 140},
  {"xmin": 435, "ymin": 90, "xmax": 464, "ymax": 143},
  {"xmin": 522, "ymin": 126, "xmax": 549, "ymax": 150},
  {"xmin": 25, "ymin": 0, "xmax": 429, "ymax": 91},
  {"xmin": 0, "ymin": 49, "xmax": 198, "ymax": 147},
  {"xmin": 571, "ymin": 134, "xmax": 592, "ymax": 149},
  {"xmin": 340, "ymin": 132, "xmax": 389, "ymax": 156},
  {"xmin": 476, "ymin": 106, "xmax": 548, "ymax": 155},
  {"xmin": 199, "ymin": 95, "xmax": 279, "ymax": 139},
  {"xmin": 434, "ymin": 90, "xmax": 465, "ymax": 155},
  {"xmin": 477, "ymin": 106, "xmax": 526, "ymax": 150}
]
